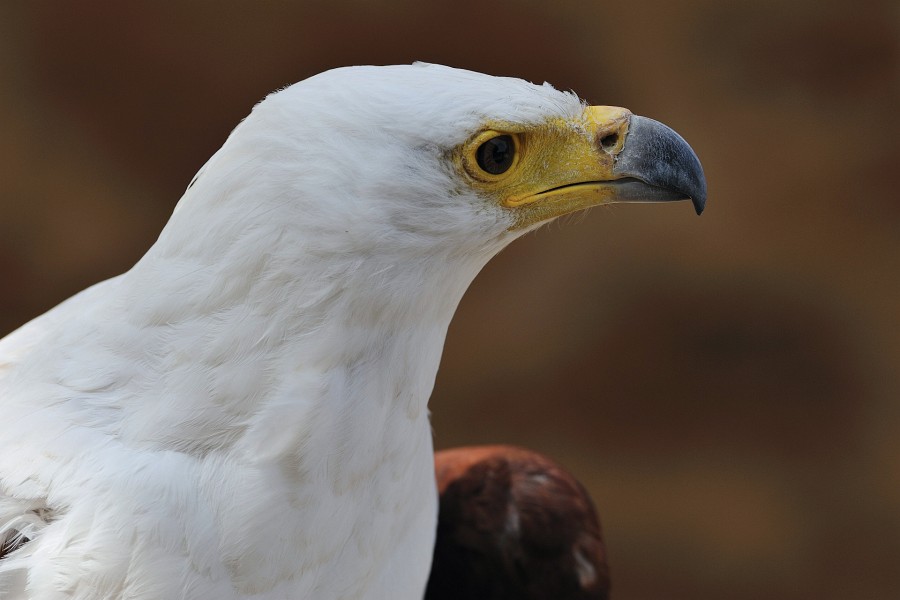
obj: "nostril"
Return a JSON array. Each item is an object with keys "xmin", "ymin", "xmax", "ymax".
[{"xmin": 600, "ymin": 133, "xmax": 619, "ymax": 151}]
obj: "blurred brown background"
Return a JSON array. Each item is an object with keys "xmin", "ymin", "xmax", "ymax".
[{"xmin": 0, "ymin": 1, "xmax": 897, "ymax": 598}]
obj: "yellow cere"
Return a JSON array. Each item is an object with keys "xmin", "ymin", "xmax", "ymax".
[{"xmin": 453, "ymin": 106, "xmax": 633, "ymax": 230}]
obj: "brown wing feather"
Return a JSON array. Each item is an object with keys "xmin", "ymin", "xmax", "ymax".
[{"xmin": 426, "ymin": 445, "xmax": 610, "ymax": 600}]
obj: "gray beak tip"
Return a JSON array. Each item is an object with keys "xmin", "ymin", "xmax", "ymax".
[{"xmin": 692, "ymin": 185, "xmax": 707, "ymax": 216}]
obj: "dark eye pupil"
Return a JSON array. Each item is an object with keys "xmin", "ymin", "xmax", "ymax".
[{"xmin": 476, "ymin": 135, "xmax": 515, "ymax": 175}]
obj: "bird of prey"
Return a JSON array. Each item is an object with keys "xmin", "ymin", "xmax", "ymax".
[
  {"xmin": 0, "ymin": 64, "xmax": 704, "ymax": 599},
  {"xmin": 426, "ymin": 446, "xmax": 609, "ymax": 600}
]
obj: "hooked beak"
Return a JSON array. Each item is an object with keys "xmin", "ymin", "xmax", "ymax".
[{"xmin": 611, "ymin": 115, "xmax": 706, "ymax": 215}]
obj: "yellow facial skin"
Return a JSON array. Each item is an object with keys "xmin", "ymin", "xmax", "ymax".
[{"xmin": 455, "ymin": 106, "xmax": 634, "ymax": 230}]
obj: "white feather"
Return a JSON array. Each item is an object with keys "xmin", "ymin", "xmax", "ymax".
[{"xmin": 0, "ymin": 64, "xmax": 584, "ymax": 599}]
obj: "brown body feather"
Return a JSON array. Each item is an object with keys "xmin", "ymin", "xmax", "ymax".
[{"xmin": 425, "ymin": 445, "xmax": 609, "ymax": 600}]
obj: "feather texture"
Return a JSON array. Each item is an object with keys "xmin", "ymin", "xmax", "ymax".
[{"xmin": 0, "ymin": 64, "xmax": 585, "ymax": 599}]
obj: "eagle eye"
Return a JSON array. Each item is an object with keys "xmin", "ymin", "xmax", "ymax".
[{"xmin": 475, "ymin": 135, "xmax": 515, "ymax": 175}]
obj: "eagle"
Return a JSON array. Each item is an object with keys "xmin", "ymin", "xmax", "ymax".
[{"xmin": 0, "ymin": 64, "xmax": 704, "ymax": 599}]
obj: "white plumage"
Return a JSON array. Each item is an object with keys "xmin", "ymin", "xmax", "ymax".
[
  {"xmin": 0, "ymin": 63, "xmax": 705, "ymax": 600},
  {"xmin": 0, "ymin": 64, "xmax": 585, "ymax": 599}
]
